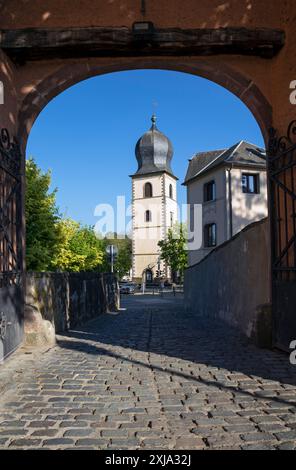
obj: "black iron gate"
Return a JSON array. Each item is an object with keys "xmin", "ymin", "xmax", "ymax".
[
  {"xmin": 268, "ymin": 121, "xmax": 296, "ymax": 351},
  {"xmin": 0, "ymin": 128, "xmax": 24, "ymax": 362}
]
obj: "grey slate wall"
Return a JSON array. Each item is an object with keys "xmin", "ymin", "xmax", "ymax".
[
  {"xmin": 184, "ymin": 218, "xmax": 272, "ymax": 347},
  {"xmin": 25, "ymin": 272, "xmax": 119, "ymax": 335}
]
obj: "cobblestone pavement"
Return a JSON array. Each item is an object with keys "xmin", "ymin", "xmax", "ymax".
[{"xmin": 0, "ymin": 293, "xmax": 296, "ymax": 450}]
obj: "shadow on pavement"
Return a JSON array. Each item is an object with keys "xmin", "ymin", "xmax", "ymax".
[{"xmin": 56, "ymin": 294, "xmax": 296, "ymax": 397}]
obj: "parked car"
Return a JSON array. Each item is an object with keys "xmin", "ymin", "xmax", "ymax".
[{"xmin": 119, "ymin": 282, "xmax": 136, "ymax": 294}]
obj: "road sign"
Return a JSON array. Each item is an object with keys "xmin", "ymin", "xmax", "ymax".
[{"xmin": 106, "ymin": 245, "xmax": 118, "ymax": 273}]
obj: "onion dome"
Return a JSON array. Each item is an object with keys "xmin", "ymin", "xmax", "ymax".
[{"xmin": 134, "ymin": 115, "xmax": 175, "ymax": 176}]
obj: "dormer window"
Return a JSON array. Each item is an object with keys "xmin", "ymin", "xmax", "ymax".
[{"xmin": 144, "ymin": 182, "xmax": 153, "ymax": 198}]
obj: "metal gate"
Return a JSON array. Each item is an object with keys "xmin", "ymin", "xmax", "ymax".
[
  {"xmin": 0, "ymin": 128, "xmax": 24, "ymax": 362},
  {"xmin": 268, "ymin": 121, "xmax": 296, "ymax": 351}
]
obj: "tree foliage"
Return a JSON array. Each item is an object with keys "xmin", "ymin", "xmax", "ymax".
[
  {"xmin": 158, "ymin": 223, "xmax": 188, "ymax": 280},
  {"xmin": 25, "ymin": 157, "xmax": 62, "ymax": 271},
  {"xmin": 113, "ymin": 237, "xmax": 132, "ymax": 279},
  {"xmin": 51, "ymin": 220, "xmax": 104, "ymax": 272},
  {"xmin": 26, "ymin": 158, "xmax": 104, "ymax": 273}
]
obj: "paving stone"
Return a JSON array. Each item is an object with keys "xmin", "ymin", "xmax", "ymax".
[
  {"xmin": 205, "ymin": 434, "xmax": 243, "ymax": 447},
  {"xmin": 67, "ymin": 408, "xmax": 93, "ymax": 414},
  {"xmin": 63, "ymin": 429, "xmax": 94, "ymax": 437},
  {"xmin": 241, "ymin": 443, "xmax": 277, "ymax": 450},
  {"xmin": 10, "ymin": 439, "xmax": 41, "ymax": 447},
  {"xmin": 59, "ymin": 421, "xmax": 88, "ymax": 428},
  {"xmin": 0, "ymin": 295, "xmax": 295, "ymax": 451},
  {"xmin": 277, "ymin": 441, "xmax": 296, "ymax": 450},
  {"xmin": 43, "ymin": 438, "xmax": 75, "ymax": 447},
  {"xmin": 251, "ymin": 415, "xmax": 283, "ymax": 424},
  {"xmin": 109, "ymin": 438, "xmax": 140, "ymax": 447},
  {"xmin": 240, "ymin": 432, "xmax": 277, "ymax": 442},
  {"xmin": 274, "ymin": 430, "xmax": 296, "ymax": 440},
  {"xmin": 0, "ymin": 429, "xmax": 27, "ymax": 436},
  {"xmin": 28, "ymin": 421, "xmax": 56, "ymax": 428},
  {"xmin": 0, "ymin": 420, "xmax": 27, "ymax": 427},
  {"xmin": 30, "ymin": 429, "xmax": 59, "ymax": 437},
  {"xmin": 223, "ymin": 424, "xmax": 257, "ymax": 433},
  {"xmin": 174, "ymin": 437, "xmax": 205, "ymax": 449},
  {"xmin": 101, "ymin": 429, "xmax": 129, "ymax": 438},
  {"xmin": 75, "ymin": 438, "xmax": 106, "ymax": 447}
]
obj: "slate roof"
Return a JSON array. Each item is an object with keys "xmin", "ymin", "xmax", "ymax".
[
  {"xmin": 183, "ymin": 141, "xmax": 266, "ymax": 185},
  {"xmin": 132, "ymin": 115, "xmax": 176, "ymax": 178}
]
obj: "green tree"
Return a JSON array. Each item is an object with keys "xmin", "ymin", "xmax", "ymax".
[
  {"xmin": 52, "ymin": 219, "xmax": 104, "ymax": 272},
  {"xmin": 158, "ymin": 223, "xmax": 188, "ymax": 281},
  {"xmin": 25, "ymin": 157, "xmax": 62, "ymax": 271},
  {"xmin": 114, "ymin": 237, "xmax": 132, "ymax": 279}
]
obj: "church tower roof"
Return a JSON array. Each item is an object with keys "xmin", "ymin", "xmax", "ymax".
[{"xmin": 133, "ymin": 115, "xmax": 176, "ymax": 178}]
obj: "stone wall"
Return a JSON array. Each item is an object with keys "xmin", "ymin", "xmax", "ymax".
[
  {"xmin": 184, "ymin": 218, "xmax": 272, "ymax": 348},
  {"xmin": 24, "ymin": 272, "xmax": 119, "ymax": 346}
]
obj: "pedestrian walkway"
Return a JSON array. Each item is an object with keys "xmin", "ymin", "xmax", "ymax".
[{"xmin": 0, "ymin": 294, "xmax": 295, "ymax": 450}]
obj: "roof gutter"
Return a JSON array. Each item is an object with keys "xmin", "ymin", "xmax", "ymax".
[{"xmin": 227, "ymin": 166, "xmax": 233, "ymax": 239}]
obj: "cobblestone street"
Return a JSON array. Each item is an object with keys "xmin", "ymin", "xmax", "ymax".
[{"xmin": 0, "ymin": 294, "xmax": 296, "ymax": 450}]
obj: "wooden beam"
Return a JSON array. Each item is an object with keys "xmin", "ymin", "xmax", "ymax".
[{"xmin": 0, "ymin": 26, "xmax": 285, "ymax": 62}]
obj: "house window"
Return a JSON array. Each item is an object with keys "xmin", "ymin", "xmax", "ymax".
[
  {"xmin": 169, "ymin": 184, "xmax": 173, "ymax": 199},
  {"xmin": 204, "ymin": 180, "xmax": 216, "ymax": 202},
  {"xmin": 242, "ymin": 173, "xmax": 260, "ymax": 194},
  {"xmin": 145, "ymin": 210, "xmax": 152, "ymax": 222},
  {"xmin": 144, "ymin": 182, "xmax": 153, "ymax": 198},
  {"xmin": 204, "ymin": 223, "xmax": 217, "ymax": 247}
]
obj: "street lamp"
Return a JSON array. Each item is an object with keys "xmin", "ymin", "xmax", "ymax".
[{"xmin": 132, "ymin": 21, "xmax": 155, "ymax": 39}]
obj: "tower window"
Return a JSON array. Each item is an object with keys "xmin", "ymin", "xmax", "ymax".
[
  {"xmin": 145, "ymin": 210, "xmax": 152, "ymax": 222},
  {"xmin": 170, "ymin": 212, "xmax": 174, "ymax": 227},
  {"xmin": 204, "ymin": 180, "xmax": 216, "ymax": 202},
  {"xmin": 169, "ymin": 184, "xmax": 173, "ymax": 199},
  {"xmin": 144, "ymin": 182, "xmax": 153, "ymax": 198},
  {"xmin": 204, "ymin": 223, "xmax": 217, "ymax": 247}
]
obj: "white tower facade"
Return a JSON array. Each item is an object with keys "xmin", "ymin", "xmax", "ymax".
[{"xmin": 131, "ymin": 116, "xmax": 178, "ymax": 283}]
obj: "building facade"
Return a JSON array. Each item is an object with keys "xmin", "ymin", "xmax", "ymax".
[
  {"xmin": 131, "ymin": 115, "xmax": 178, "ymax": 283},
  {"xmin": 183, "ymin": 141, "xmax": 268, "ymax": 266}
]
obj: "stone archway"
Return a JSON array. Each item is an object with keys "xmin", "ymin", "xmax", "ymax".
[
  {"xmin": 0, "ymin": 0, "xmax": 296, "ymax": 357},
  {"xmin": 17, "ymin": 58, "xmax": 272, "ymax": 151}
]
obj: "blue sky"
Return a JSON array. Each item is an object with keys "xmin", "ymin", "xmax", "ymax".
[{"xmin": 26, "ymin": 69, "xmax": 264, "ymax": 227}]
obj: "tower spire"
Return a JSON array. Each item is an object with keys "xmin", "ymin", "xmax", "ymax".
[{"xmin": 151, "ymin": 113, "xmax": 157, "ymax": 130}]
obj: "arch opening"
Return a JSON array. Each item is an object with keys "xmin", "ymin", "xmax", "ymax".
[
  {"xmin": 23, "ymin": 66, "xmax": 272, "ymax": 352},
  {"xmin": 18, "ymin": 59, "xmax": 272, "ymax": 153}
]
